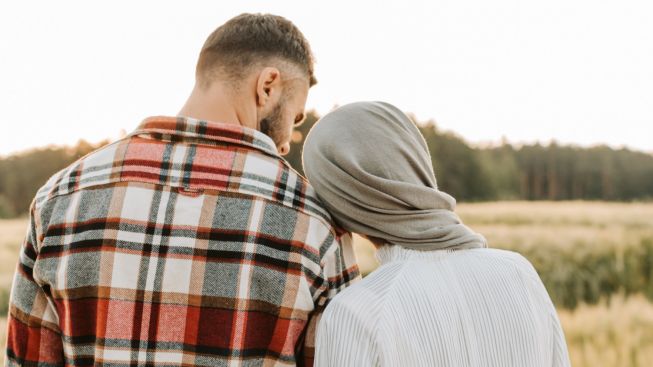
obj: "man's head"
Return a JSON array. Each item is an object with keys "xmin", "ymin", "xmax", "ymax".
[{"xmin": 191, "ymin": 13, "xmax": 315, "ymax": 155}]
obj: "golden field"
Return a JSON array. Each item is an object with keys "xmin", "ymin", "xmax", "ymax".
[
  {"xmin": 1, "ymin": 202, "xmax": 653, "ymax": 366},
  {"xmin": 0, "ymin": 218, "xmax": 24, "ymax": 290}
]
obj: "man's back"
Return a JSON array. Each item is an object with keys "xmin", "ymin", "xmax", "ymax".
[{"xmin": 6, "ymin": 116, "xmax": 359, "ymax": 366}]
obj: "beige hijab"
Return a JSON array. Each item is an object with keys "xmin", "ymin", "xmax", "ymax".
[{"xmin": 302, "ymin": 101, "xmax": 487, "ymax": 251}]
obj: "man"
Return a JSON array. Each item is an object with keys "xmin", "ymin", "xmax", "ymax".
[{"xmin": 6, "ymin": 13, "xmax": 359, "ymax": 367}]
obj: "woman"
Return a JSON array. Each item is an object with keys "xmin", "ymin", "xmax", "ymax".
[{"xmin": 302, "ymin": 102, "xmax": 570, "ymax": 367}]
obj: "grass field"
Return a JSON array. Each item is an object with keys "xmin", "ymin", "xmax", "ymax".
[
  {"xmin": 0, "ymin": 218, "xmax": 24, "ymax": 290},
  {"xmin": 1, "ymin": 202, "xmax": 653, "ymax": 366},
  {"xmin": 457, "ymin": 201, "xmax": 653, "ymax": 252}
]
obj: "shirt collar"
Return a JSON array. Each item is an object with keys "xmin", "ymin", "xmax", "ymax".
[
  {"xmin": 130, "ymin": 116, "xmax": 280, "ymax": 158},
  {"xmin": 376, "ymin": 244, "xmax": 464, "ymax": 265}
]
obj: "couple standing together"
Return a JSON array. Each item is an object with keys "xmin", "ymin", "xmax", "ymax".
[{"xmin": 6, "ymin": 13, "xmax": 570, "ymax": 367}]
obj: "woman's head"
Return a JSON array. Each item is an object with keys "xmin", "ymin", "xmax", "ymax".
[{"xmin": 302, "ymin": 101, "xmax": 486, "ymax": 251}]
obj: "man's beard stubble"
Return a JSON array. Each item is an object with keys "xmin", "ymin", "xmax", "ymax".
[{"xmin": 259, "ymin": 101, "xmax": 285, "ymax": 148}]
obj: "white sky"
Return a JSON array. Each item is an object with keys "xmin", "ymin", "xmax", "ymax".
[{"xmin": 1, "ymin": 0, "xmax": 652, "ymax": 156}]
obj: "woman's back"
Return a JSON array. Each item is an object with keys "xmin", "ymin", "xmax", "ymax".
[
  {"xmin": 302, "ymin": 102, "xmax": 570, "ymax": 366},
  {"xmin": 316, "ymin": 246, "xmax": 570, "ymax": 367}
]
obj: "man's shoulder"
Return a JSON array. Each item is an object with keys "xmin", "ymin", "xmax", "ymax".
[
  {"xmin": 264, "ymin": 157, "xmax": 348, "ymax": 257},
  {"xmin": 238, "ymin": 151, "xmax": 335, "ymax": 227},
  {"xmin": 30, "ymin": 135, "xmax": 342, "ymax": 246},
  {"xmin": 33, "ymin": 140, "xmax": 121, "ymax": 210}
]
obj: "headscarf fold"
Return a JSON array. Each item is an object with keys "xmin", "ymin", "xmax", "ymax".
[{"xmin": 302, "ymin": 101, "xmax": 487, "ymax": 251}]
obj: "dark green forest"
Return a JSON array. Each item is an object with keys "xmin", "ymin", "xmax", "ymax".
[
  {"xmin": 1, "ymin": 111, "xmax": 652, "ymax": 218},
  {"xmin": 287, "ymin": 112, "xmax": 653, "ymax": 202}
]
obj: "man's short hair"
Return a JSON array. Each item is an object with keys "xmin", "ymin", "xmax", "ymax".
[{"xmin": 196, "ymin": 13, "xmax": 316, "ymax": 88}]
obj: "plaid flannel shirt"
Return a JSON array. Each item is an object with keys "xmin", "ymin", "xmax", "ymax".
[{"xmin": 5, "ymin": 116, "xmax": 360, "ymax": 367}]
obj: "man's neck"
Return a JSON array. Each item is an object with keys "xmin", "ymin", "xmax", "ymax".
[{"xmin": 178, "ymin": 83, "xmax": 257, "ymax": 130}]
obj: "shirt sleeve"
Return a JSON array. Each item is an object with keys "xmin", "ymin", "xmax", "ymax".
[
  {"xmin": 551, "ymin": 312, "xmax": 571, "ymax": 367},
  {"xmin": 321, "ymin": 232, "xmax": 360, "ymax": 300},
  {"xmin": 299, "ymin": 231, "xmax": 361, "ymax": 366},
  {"xmin": 314, "ymin": 298, "xmax": 378, "ymax": 367},
  {"xmin": 515, "ymin": 253, "xmax": 571, "ymax": 367},
  {"xmin": 5, "ymin": 204, "xmax": 64, "ymax": 366}
]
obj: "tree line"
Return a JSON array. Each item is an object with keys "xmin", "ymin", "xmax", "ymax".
[
  {"xmin": 1, "ymin": 112, "xmax": 652, "ymax": 218},
  {"xmin": 286, "ymin": 112, "xmax": 653, "ymax": 202},
  {"xmin": 0, "ymin": 140, "xmax": 104, "ymax": 218}
]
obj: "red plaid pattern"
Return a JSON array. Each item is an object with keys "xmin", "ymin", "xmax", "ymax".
[{"xmin": 5, "ymin": 116, "xmax": 360, "ymax": 366}]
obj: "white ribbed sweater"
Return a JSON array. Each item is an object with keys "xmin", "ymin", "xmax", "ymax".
[{"xmin": 315, "ymin": 246, "xmax": 571, "ymax": 367}]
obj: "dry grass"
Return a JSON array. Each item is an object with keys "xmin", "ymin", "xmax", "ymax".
[
  {"xmin": 0, "ymin": 219, "xmax": 23, "ymax": 365},
  {"xmin": 0, "ymin": 218, "xmax": 25, "ymax": 290},
  {"xmin": 558, "ymin": 295, "xmax": 653, "ymax": 367},
  {"xmin": 0, "ymin": 318, "xmax": 5, "ymax": 365},
  {"xmin": 457, "ymin": 201, "xmax": 653, "ymax": 228},
  {"xmin": 456, "ymin": 201, "xmax": 653, "ymax": 252}
]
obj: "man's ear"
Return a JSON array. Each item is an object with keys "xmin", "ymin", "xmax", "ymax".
[{"xmin": 256, "ymin": 67, "xmax": 282, "ymax": 108}]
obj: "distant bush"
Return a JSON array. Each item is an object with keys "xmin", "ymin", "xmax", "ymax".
[
  {"xmin": 0, "ymin": 287, "xmax": 9, "ymax": 317},
  {"xmin": 505, "ymin": 237, "xmax": 653, "ymax": 310},
  {"xmin": 0, "ymin": 195, "xmax": 16, "ymax": 219},
  {"xmin": 0, "ymin": 140, "xmax": 107, "ymax": 217}
]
